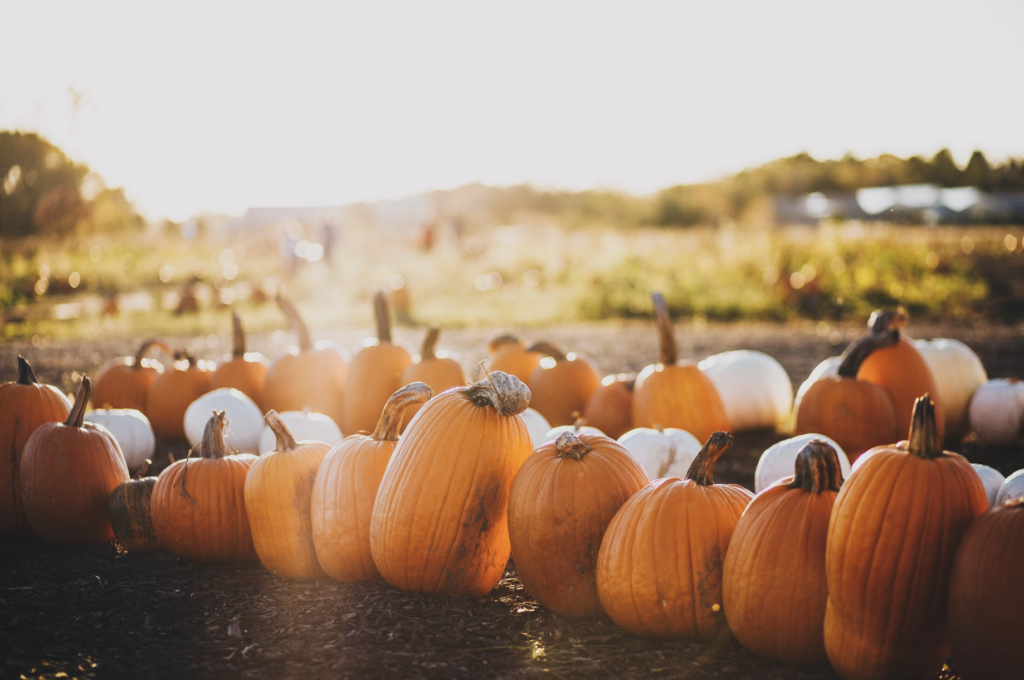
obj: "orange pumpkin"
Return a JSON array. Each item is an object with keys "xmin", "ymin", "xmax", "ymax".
[
  {"xmin": 583, "ymin": 373, "xmax": 635, "ymax": 440},
  {"xmin": 949, "ymin": 498, "xmax": 1024, "ymax": 680},
  {"xmin": 341, "ymin": 291, "xmax": 412, "ymax": 434},
  {"xmin": 824, "ymin": 396, "xmax": 987, "ymax": 680},
  {"xmin": 370, "ymin": 372, "xmax": 533, "ymax": 597},
  {"xmin": 264, "ymin": 295, "xmax": 349, "ymax": 429},
  {"xmin": 596, "ymin": 432, "xmax": 752, "ymax": 638},
  {"xmin": 92, "ymin": 340, "xmax": 171, "ymax": 411},
  {"xmin": 398, "ymin": 327, "xmax": 465, "ymax": 430},
  {"xmin": 527, "ymin": 341, "xmax": 601, "ymax": 427},
  {"xmin": 794, "ymin": 332, "xmax": 900, "ymax": 460},
  {"xmin": 487, "ymin": 334, "xmax": 542, "ymax": 384},
  {"xmin": 632, "ymin": 293, "xmax": 730, "ymax": 442},
  {"xmin": 723, "ymin": 439, "xmax": 844, "ymax": 667},
  {"xmin": 244, "ymin": 410, "xmax": 331, "ymax": 579},
  {"xmin": 150, "ymin": 411, "xmax": 257, "ymax": 563},
  {"xmin": 210, "ymin": 312, "xmax": 267, "ymax": 410},
  {"xmin": 108, "ymin": 474, "xmax": 161, "ymax": 553},
  {"xmin": 0, "ymin": 356, "xmax": 72, "ymax": 538},
  {"xmin": 855, "ymin": 309, "xmax": 945, "ymax": 442},
  {"xmin": 508, "ymin": 431, "xmax": 649, "ymax": 618},
  {"xmin": 20, "ymin": 377, "xmax": 129, "ymax": 545},
  {"xmin": 312, "ymin": 382, "xmax": 433, "ymax": 582},
  {"xmin": 145, "ymin": 351, "xmax": 214, "ymax": 439}
]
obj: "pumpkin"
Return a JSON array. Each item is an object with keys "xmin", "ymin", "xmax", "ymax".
[
  {"xmin": 823, "ymin": 396, "xmax": 987, "ymax": 680},
  {"xmin": 258, "ymin": 409, "xmax": 343, "ymax": 454},
  {"xmin": 84, "ymin": 408, "xmax": 155, "ymax": 473},
  {"xmin": 20, "ymin": 377, "xmax": 129, "ymax": 545},
  {"xmin": 108, "ymin": 472, "xmax": 160, "ymax": 553},
  {"xmin": 184, "ymin": 388, "xmax": 263, "ymax": 454},
  {"xmin": 913, "ymin": 338, "xmax": 986, "ymax": 441},
  {"xmin": 855, "ymin": 309, "xmax": 946, "ymax": 442},
  {"xmin": 544, "ymin": 417, "xmax": 605, "ymax": 441},
  {"xmin": 793, "ymin": 356, "xmax": 841, "ymax": 412},
  {"xmin": 520, "ymin": 407, "xmax": 552, "ymax": 449},
  {"xmin": 616, "ymin": 426, "xmax": 702, "ymax": 480},
  {"xmin": 150, "ymin": 410, "xmax": 257, "ymax": 562},
  {"xmin": 312, "ymin": 382, "xmax": 432, "ymax": 582},
  {"xmin": 398, "ymin": 327, "xmax": 466, "ymax": 430},
  {"xmin": 699, "ymin": 350, "xmax": 793, "ymax": 432},
  {"xmin": 0, "ymin": 356, "xmax": 72, "ymax": 538},
  {"xmin": 508, "ymin": 431, "xmax": 649, "ymax": 618},
  {"xmin": 632, "ymin": 293, "xmax": 730, "ymax": 442},
  {"xmin": 754, "ymin": 433, "xmax": 850, "ymax": 493},
  {"xmin": 968, "ymin": 378, "xmax": 1024, "ymax": 446},
  {"xmin": 972, "ymin": 463, "xmax": 1006, "ymax": 508},
  {"xmin": 341, "ymin": 290, "xmax": 412, "ymax": 434},
  {"xmin": 794, "ymin": 330, "xmax": 899, "ymax": 460},
  {"xmin": 264, "ymin": 295, "xmax": 349, "ymax": 429},
  {"xmin": 486, "ymin": 334, "xmax": 542, "ymax": 384},
  {"xmin": 370, "ymin": 371, "xmax": 533, "ymax": 597},
  {"xmin": 948, "ymin": 497, "xmax": 1024, "ymax": 680},
  {"xmin": 996, "ymin": 469, "xmax": 1024, "ymax": 505},
  {"xmin": 145, "ymin": 351, "xmax": 214, "ymax": 439},
  {"xmin": 596, "ymin": 432, "xmax": 753, "ymax": 638},
  {"xmin": 210, "ymin": 312, "xmax": 268, "ymax": 410},
  {"xmin": 583, "ymin": 373, "xmax": 635, "ymax": 439},
  {"xmin": 723, "ymin": 439, "xmax": 844, "ymax": 667},
  {"xmin": 527, "ymin": 341, "xmax": 601, "ymax": 427},
  {"xmin": 244, "ymin": 410, "xmax": 331, "ymax": 579},
  {"xmin": 92, "ymin": 339, "xmax": 171, "ymax": 412}
]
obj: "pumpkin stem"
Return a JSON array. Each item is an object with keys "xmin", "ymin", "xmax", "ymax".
[
  {"xmin": 231, "ymin": 311, "xmax": 247, "ymax": 357},
  {"xmin": 66, "ymin": 376, "xmax": 92, "ymax": 428},
  {"xmin": 276, "ymin": 294, "xmax": 313, "ymax": 352},
  {"xmin": 787, "ymin": 439, "xmax": 844, "ymax": 493},
  {"xmin": 836, "ymin": 328, "xmax": 901, "ymax": 378},
  {"xmin": 173, "ymin": 350, "xmax": 197, "ymax": 369},
  {"xmin": 907, "ymin": 394, "xmax": 943, "ymax": 460},
  {"xmin": 134, "ymin": 340, "xmax": 172, "ymax": 368},
  {"xmin": 420, "ymin": 326, "xmax": 440, "ymax": 361},
  {"xmin": 868, "ymin": 308, "xmax": 908, "ymax": 337},
  {"xmin": 16, "ymin": 356, "xmax": 38, "ymax": 385},
  {"xmin": 555, "ymin": 431, "xmax": 591, "ymax": 460},
  {"xmin": 652, "ymin": 292, "xmax": 678, "ymax": 366},
  {"xmin": 196, "ymin": 410, "xmax": 231, "ymax": 459},
  {"xmin": 488, "ymin": 334, "xmax": 523, "ymax": 353},
  {"xmin": 463, "ymin": 371, "xmax": 532, "ymax": 418},
  {"xmin": 572, "ymin": 416, "xmax": 586, "ymax": 432},
  {"xmin": 372, "ymin": 382, "xmax": 434, "ymax": 441},
  {"xmin": 684, "ymin": 431, "xmax": 733, "ymax": 486},
  {"xmin": 264, "ymin": 410, "xmax": 299, "ymax": 451},
  {"xmin": 374, "ymin": 290, "xmax": 393, "ymax": 344},
  {"xmin": 524, "ymin": 341, "xmax": 567, "ymax": 362},
  {"xmin": 621, "ymin": 373, "xmax": 637, "ymax": 391}
]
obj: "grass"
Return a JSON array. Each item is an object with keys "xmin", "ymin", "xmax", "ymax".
[{"xmin": 1, "ymin": 222, "xmax": 1021, "ymax": 340}]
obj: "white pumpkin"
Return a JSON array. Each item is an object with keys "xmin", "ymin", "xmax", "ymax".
[
  {"xmin": 257, "ymin": 409, "xmax": 343, "ymax": 453},
  {"xmin": 793, "ymin": 356, "xmax": 842, "ymax": 411},
  {"xmin": 699, "ymin": 350, "xmax": 793, "ymax": 431},
  {"xmin": 754, "ymin": 433, "xmax": 851, "ymax": 493},
  {"xmin": 971, "ymin": 464, "xmax": 1006, "ymax": 508},
  {"xmin": 996, "ymin": 469, "xmax": 1024, "ymax": 506},
  {"xmin": 617, "ymin": 427, "xmax": 702, "ymax": 480},
  {"xmin": 913, "ymin": 338, "xmax": 987, "ymax": 439},
  {"xmin": 84, "ymin": 408, "xmax": 155, "ymax": 473},
  {"xmin": 968, "ymin": 378, "xmax": 1024, "ymax": 446},
  {"xmin": 184, "ymin": 388, "xmax": 264, "ymax": 454},
  {"xmin": 520, "ymin": 407, "xmax": 552, "ymax": 450},
  {"xmin": 545, "ymin": 423, "xmax": 605, "ymax": 441}
]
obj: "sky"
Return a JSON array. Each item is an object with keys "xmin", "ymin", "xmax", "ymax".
[{"xmin": 3, "ymin": 0, "xmax": 1023, "ymax": 220}]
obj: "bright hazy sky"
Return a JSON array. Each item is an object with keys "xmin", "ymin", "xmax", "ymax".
[{"xmin": 4, "ymin": 0, "xmax": 1023, "ymax": 220}]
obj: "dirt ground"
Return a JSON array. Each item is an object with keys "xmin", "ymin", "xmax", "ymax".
[{"xmin": 2, "ymin": 321, "xmax": 1022, "ymax": 680}]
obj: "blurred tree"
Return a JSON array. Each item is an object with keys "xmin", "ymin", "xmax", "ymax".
[
  {"xmin": 962, "ymin": 151, "xmax": 991, "ymax": 189},
  {"xmin": 930, "ymin": 148, "xmax": 964, "ymax": 186}
]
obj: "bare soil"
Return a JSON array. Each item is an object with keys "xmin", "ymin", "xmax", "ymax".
[{"xmin": 2, "ymin": 322, "xmax": 1021, "ymax": 680}]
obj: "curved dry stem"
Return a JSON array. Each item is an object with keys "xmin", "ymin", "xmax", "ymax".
[
  {"xmin": 134, "ymin": 340, "xmax": 172, "ymax": 368},
  {"xmin": 555, "ymin": 431, "xmax": 591, "ymax": 460},
  {"xmin": 836, "ymin": 331, "xmax": 900, "ymax": 378},
  {"xmin": 488, "ymin": 334, "xmax": 523, "ymax": 353},
  {"xmin": 420, "ymin": 327, "xmax": 440, "ymax": 361},
  {"xmin": 372, "ymin": 382, "xmax": 434, "ymax": 441},
  {"xmin": 652, "ymin": 292, "xmax": 678, "ymax": 366},
  {"xmin": 173, "ymin": 350, "xmax": 198, "ymax": 369},
  {"xmin": 196, "ymin": 410, "xmax": 231, "ymax": 460},
  {"xmin": 907, "ymin": 394, "xmax": 942, "ymax": 460},
  {"xmin": 524, "ymin": 341, "xmax": 567, "ymax": 362},
  {"xmin": 684, "ymin": 431, "xmax": 733, "ymax": 486},
  {"xmin": 787, "ymin": 439, "xmax": 844, "ymax": 493},
  {"xmin": 264, "ymin": 410, "xmax": 298, "ymax": 451},
  {"xmin": 868, "ymin": 308, "xmax": 908, "ymax": 336},
  {"xmin": 231, "ymin": 312, "xmax": 247, "ymax": 357},
  {"xmin": 374, "ymin": 290, "xmax": 392, "ymax": 344},
  {"xmin": 276, "ymin": 295, "xmax": 312, "ymax": 351},
  {"xmin": 16, "ymin": 356, "xmax": 37, "ymax": 385},
  {"xmin": 463, "ymin": 371, "xmax": 532, "ymax": 417},
  {"xmin": 66, "ymin": 376, "xmax": 91, "ymax": 428}
]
